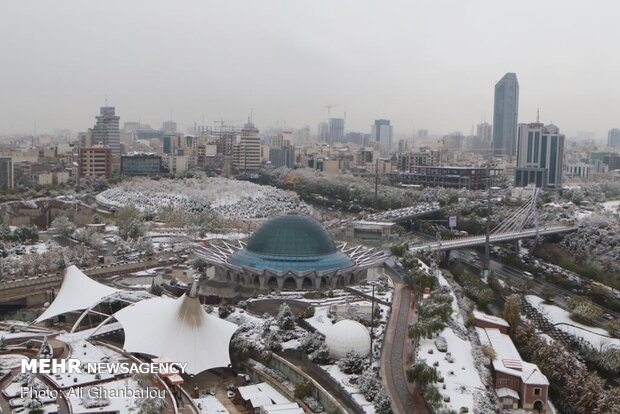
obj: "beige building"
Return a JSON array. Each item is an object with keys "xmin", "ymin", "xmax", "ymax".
[
  {"xmin": 233, "ymin": 121, "xmax": 262, "ymax": 173},
  {"xmin": 79, "ymin": 146, "xmax": 112, "ymax": 179}
]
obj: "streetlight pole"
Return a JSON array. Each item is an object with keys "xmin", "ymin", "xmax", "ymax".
[
  {"xmin": 482, "ymin": 184, "xmax": 491, "ymax": 283},
  {"xmin": 369, "ymin": 282, "xmax": 375, "ymax": 366}
]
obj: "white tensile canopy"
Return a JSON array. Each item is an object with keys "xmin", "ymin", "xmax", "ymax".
[
  {"xmin": 114, "ymin": 293, "xmax": 238, "ymax": 375},
  {"xmin": 35, "ymin": 265, "xmax": 119, "ymax": 323}
]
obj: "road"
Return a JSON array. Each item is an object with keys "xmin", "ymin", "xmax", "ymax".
[
  {"xmin": 409, "ymin": 225, "xmax": 575, "ymax": 253},
  {"xmin": 381, "ymin": 278, "xmax": 429, "ymax": 414}
]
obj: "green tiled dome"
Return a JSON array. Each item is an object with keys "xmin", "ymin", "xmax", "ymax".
[
  {"xmin": 246, "ymin": 215, "xmax": 337, "ymax": 256},
  {"xmin": 228, "ymin": 214, "xmax": 354, "ymax": 272}
]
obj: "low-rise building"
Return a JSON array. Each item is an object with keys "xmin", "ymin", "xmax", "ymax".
[{"xmin": 475, "ymin": 313, "xmax": 549, "ymax": 413}]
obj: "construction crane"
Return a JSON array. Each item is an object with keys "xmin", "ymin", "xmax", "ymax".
[
  {"xmin": 213, "ymin": 118, "xmax": 242, "ymax": 130},
  {"xmin": 324, "ymin": 104, "xmax": 338, "ymax": 118}
]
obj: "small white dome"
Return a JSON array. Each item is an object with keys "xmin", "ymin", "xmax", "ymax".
[{"xmin": 325, "ymin": 319, "xmax": 371, "ymax": 359}]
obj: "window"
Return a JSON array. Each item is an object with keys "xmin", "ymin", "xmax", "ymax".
[
  {"xmin": 534, "ymin": 388, "xmax": 541, "ymax": 396},
  {"xmin": 499, "ymin": 379, "xmax": 508, "ymax": 386}
]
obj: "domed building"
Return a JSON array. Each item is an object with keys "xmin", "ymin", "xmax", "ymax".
[
  {"xmin": 199, "ymin": 214, "xmax": 387, "ymax": 290},
  {"xmin": 325, "ymin": 320, "xmax": 371, "ymax": 359}
]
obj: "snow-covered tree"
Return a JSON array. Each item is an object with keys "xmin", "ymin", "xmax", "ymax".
[
  {"xmin": 337, "ymin": 350, "xmax": 365, "ymax": 374},
  {"xmin": 358, "ymin": 370, "xmax": 382, "ymax": 401},
  {"xmin": 115, "ymin": 206, "xmax": 145, "ymax": 240},
  {"xmin": 309, "ymin": 344, "xmax": 331, "ymax": 365},
  {"xmin": 136, "ymin": 395, "xmax": 166, "ymax": 414},
  {"xmin": 299, "ymin": 332, "xmax": 324, "ymax": 354},
  {"xmin": 373, "ymin": 388, "xmax": 393, "ymax": 414},
  {"xmin": 276, "ymin": 303, "xmax": 295, "ymax": 331},
  {"xmin": 51, "ymin": 216, "xmax": 76, "ymax": 238}
]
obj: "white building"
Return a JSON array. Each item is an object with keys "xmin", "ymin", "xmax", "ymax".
[{"xmin": 372, "ymin": 119, "xmax": 393, "ymax": 152}]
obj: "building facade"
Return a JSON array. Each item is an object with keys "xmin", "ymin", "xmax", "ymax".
[
  {"xmin": 233, "ymin": 121, "xmax": 261, "ymax": 173},
  {"xmin": 492, "ymin": 73, "xmax": 519, "ymax": 157},
  {"xmin": 79, "ymin": 146, "xmax": 112, "ymax": 179},
  {"xmin": 608, "ymin": 128, "xmax": 620, "ymax": 148},
  {"xmin": 0, "ymin": 157, "xmax": 14, "ymax": 192},
  {"xmin": 389, "ymin": 166, "xmax": 501, "ymax": 190},
  {"xmin": 92, "ymin": 107, "xmax": 120, "ymax": 157},
  {"xmin": 328, "ymin": 118, "xmax": 345, "ymax": 144},
  {"xmin": 372, "ymin": 119, "xmax": 393, "ymax": 152},
  {"xmin": 121, "ymin": 154, "xmax": 162, "ymax": 176},
  {"xmin": 515, "ymin": 123, "xmax": 565, "ymax": 189},
  {"xmin": 269, "ymin": 147, "xmax": 295, "ymax": 168}
]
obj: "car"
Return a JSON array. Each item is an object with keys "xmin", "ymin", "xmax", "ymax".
[
  {"xmin": 523, "ymin": 271, "xmax": 534, "ymax": 280},
  {"xmin": 603, "ymin": 313, "xmax": 614, "ymax": 321},
  {"xmin": 227, "ymin": 390, "xmax": 235, "ymax": 398}
]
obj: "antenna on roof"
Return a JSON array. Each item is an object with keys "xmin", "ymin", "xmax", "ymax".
[
  {"xmin": 536, "ymin": 107, "xmax": 540, "ymax": 123},
  {"xmin": 105, "ymin": 93, "xmax": 108, "ymax": 106}
]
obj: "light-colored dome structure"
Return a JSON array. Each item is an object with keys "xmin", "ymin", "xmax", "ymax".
[{"xmin": 325, "ymin": 319, "xmax": 371, "ymax": 359}]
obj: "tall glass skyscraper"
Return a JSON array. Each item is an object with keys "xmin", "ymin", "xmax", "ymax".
[{"xmin": 492, "ymin": 73, "xmax": 519, "ymax": 157}]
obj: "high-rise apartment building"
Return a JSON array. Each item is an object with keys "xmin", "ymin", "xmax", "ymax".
[
  {"xmin": 492, "ymin": 73, "xmax": 519, "ymax": 157},
  {"xmin": 515, "ymin": 123, "xmax": 564, "ymax": 189},
  {"xmin": 328, "ymin": 118, "xmax": 345, "ymax": 144},
  {"xmin": 79, "ymin": 146, "xmax": 112, "ymax": 180},
  {"xmin": 92, "ymin": 107, "xmax": 120, "ymax": 157},
  {"xmin": 233, "ymin": 121, "xmax": 261, "ymax": 173},
  {"xmin": 372, "ymin": 119, "xmax": 393, "ymax": 152},
  {"xmin": 0, "ymin": 157, "xmax": 14, "ymax": 193},
  {"xmin": 318, "ymin": 122, "xmax": 329, "ymax": 142},
  {"xmin": 608, "ymin": 128, "xmax": 620, "ymax": 148},
  {"xmin": 476, "ymin": 122, "xmax": 493, "ymax": 144}
]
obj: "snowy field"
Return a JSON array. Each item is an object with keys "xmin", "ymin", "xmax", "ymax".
[
  {"xmin": 418, "ymin": 328, "xmax": 485, "ymax": 412},
  {"xmin": 96, "ymin": 177, "xmax": 309, "ymax": 219},
  {"xmin": 416, "ymin": 260, "xmax": 486, "ymax": 413},
  {"xmin": 526, "ymin": 295, "xmax": 620, "ymax": 350}
]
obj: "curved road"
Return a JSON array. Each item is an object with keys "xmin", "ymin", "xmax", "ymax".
[{"xmin": 381, "ymin": 279, "xmax": 429, "ymax": 414}]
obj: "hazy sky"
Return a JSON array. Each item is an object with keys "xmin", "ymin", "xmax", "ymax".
[{"xmin": 1, "ymin": 0, "xmax": 619, "ymax": 138}]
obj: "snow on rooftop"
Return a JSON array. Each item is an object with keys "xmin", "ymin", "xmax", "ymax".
[
  {"xmin": 193, "ymin": 395, "xmax": 229, "ymax": 414},
  {"xmin": 472, "ymin": 310, "xmax": 510, "ymax": 328},
  {"xmin": 496, "ymin": 387, "xmax": 520, "ymax": 400},
  {"xmin": 476, "ymin": 327, "xmax": 549, "ymax": 385}
]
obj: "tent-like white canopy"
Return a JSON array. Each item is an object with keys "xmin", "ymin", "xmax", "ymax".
[
  {"xmin": 35, "ymin": 265, "xmax": 120, "ymax": 323},
  {"xmin": 114, "ymin": 293, "xmax": 238, "ymax": 375}
]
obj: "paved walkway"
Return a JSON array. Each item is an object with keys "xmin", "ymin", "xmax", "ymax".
[{"xmin": 381, "ymin": 281, "xmax": 429, "ymax": 414}]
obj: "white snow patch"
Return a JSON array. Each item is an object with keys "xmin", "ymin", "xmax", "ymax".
[{"xmin": 526, "ymin": 295, "xmax": 620, "ymax": 350}]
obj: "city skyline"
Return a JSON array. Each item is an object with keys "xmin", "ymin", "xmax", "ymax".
[{"xmin": 1, "ymin": 1, "xmax": 620, "ymax": 138}]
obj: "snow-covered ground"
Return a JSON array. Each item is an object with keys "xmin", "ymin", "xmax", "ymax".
[
  {"xmin": 47, "ymin": 336, "xmax": 125, "ymax": 388},
  {"xmin": 602, "ymin": 199, "xmax": 620, "ymax": 215},
  {"xmin": 322, "ymin": 364, "xmax": 375, "ymax": 414},
  {"xmin": 0, "ymin": 354, "xmax": 29, "ymax": 369},
  {"xmin": 526, "ymin": 295, "xmax": 620, "ymax": 350},
  {"xmin": 66, "ymin": 378, "xmax": 144, "ymax": 414},
  {"xmin": 418, "ymin": 328, "xmax": 485, "ymax": 412},
  {"xmin": 96, "ymin": 177, "xmax": 310, "ymax": 219},
  {"xmin": 415, "ymin": 261, "xmax": 486, "ymax": 413},
  {"xmin": 193, "ymin": 395, "xmax": 229, "ymax": 413}
]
